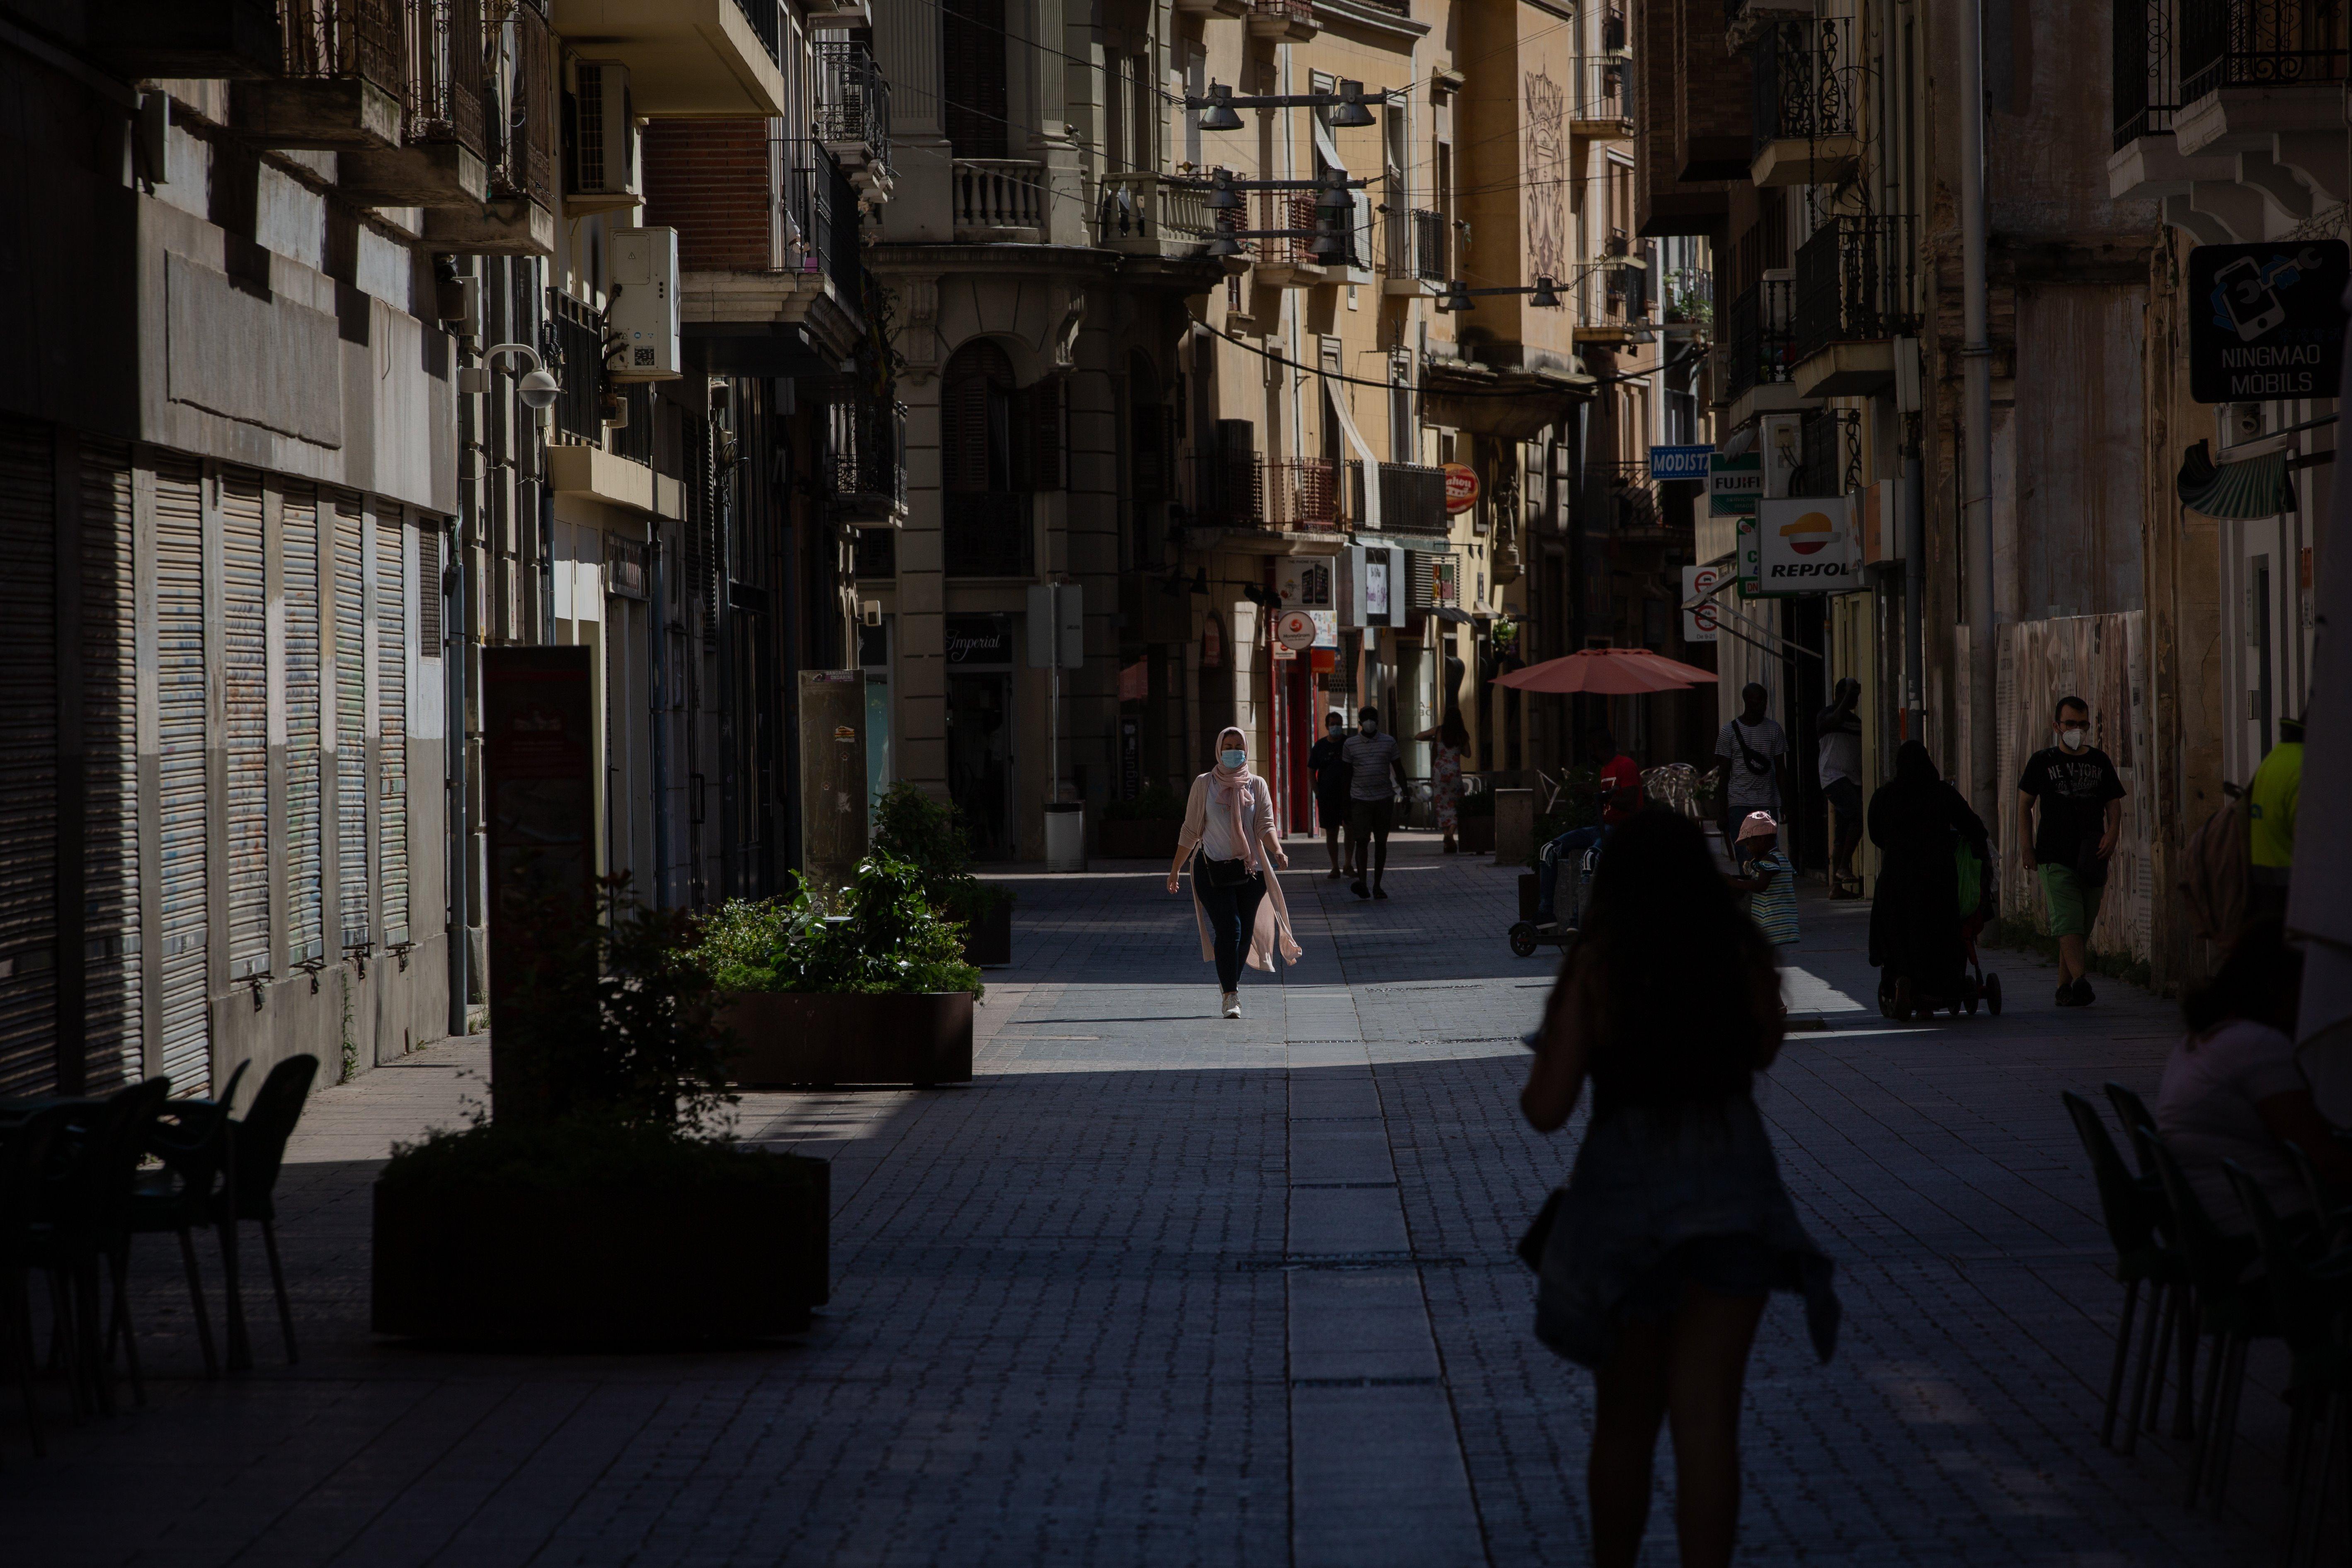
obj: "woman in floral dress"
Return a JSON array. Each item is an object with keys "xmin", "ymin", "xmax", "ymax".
[{"xmin": 1418, "ymin": 710, "xmax": 1471, "ymax": 853}]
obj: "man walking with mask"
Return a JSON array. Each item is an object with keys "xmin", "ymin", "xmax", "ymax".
[
  {"xmin": 2018, "ymin": 694, "xmax": 2125, "ymax": 1006},
  {"xmin": 1343, "ymin": 706, "xmax": 1408, "ymax": 900}
]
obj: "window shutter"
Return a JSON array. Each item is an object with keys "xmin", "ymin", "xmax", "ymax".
[
  {"xmin": 155, "ymin": 457, "xmax": 210, "ymax": 1090},
  {"xmin": 221, "ymin": 467, "xmax": 270, "ymax": 981},
  {"xmin": 942, "ymin": 0, "xmax": 1008, "ymax": 159},
  {"xmin": 0, "ymin": 418, "xmax": 56, "ymax": 1095},
  {"xmin": 941, "ymin": 371, "xmax": 990, "ymax": 492}
]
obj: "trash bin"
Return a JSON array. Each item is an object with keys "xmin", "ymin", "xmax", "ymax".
[{"xmin": 1044, "ymin": 802, "xmax": 1086, "ymax": 872}]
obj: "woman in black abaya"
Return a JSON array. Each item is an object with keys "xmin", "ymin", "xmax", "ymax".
[{"xmin": 1867, "ymin": 742, "xmax": 1990, "ymax": 1013}]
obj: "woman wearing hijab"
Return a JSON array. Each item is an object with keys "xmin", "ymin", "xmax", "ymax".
[
  {"xmin": 1168, "ymin": 726, "xmax": 1303, "ymax": 1018},
  {"xmin": 1866, "ymin": 741, "xmax": 1990, "ymax": 1014}
]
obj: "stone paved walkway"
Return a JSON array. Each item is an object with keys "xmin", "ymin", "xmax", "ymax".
[{"xmin": 0, "ymin": 834, "xmax": 2291, "ymax": 1565}]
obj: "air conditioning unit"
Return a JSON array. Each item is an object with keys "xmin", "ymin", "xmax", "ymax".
[
  {"xmin": 567, "ymin": 60, "xmax": 640, "ymax": 209},
  {"xmin": 608, "ymin": 226, "xmax": 680, "ymax": 380}
]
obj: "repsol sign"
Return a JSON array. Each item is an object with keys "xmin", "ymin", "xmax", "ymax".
[{"xmin": 2188, "ymin": 241, "xmax": 2349, "ymax": 405}]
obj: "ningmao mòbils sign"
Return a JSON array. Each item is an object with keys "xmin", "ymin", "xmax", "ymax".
[{"xmin": 2187, "ymin": 240, "xmax": 2350, "ymax": 405}]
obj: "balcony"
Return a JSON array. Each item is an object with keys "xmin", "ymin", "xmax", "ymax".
[
  {"xmin": 1188, "ymin": 455, "xmax": 1345, "ymax": 537},
  {"xmin": 1748, "ymin": 17, "xmax": 1858, "ymax": 187},
  {"xmin": 816, "ymin": 41, "xmax": 892, "ymax": 198},
  {"xmin": 953, "ymin": 159, "xmax": 1048, "ymax": 242},
  {"xmin": 1791, "ymin": 216, "xmax": 1917, "ymax": 398},
  {"xmin": 828, "ymin": 394, "xmax": 908, "ymax": 527},
  {"xmin": 1348, "ymin": 461, "xmax": 1450, "ymax": 536},
  {"xmin": 1724, "ymin": 274, "xmax": 1811, "ymax": 425},
  {"xmin": 1096, "ymin": 173, "xmax": 1217, "ymax": 258},
  {"xmin": 546, "ymin": 0, "xmax": 787, "ymax": 118},
  {"xmin": 233, "ymin": 0, "xmax": 405, "ymax": 150},
  {"xmin": 944, "ymin": 492, "xmax": 1035, "ymax": 578},
  {"xmin": 2168, "ymin": 0, "xmax": 2350, "ymax": 204},
  {"xmin": 423, "ymin": 0, "xmax": 556, "ymax": 251},
  {"xmin": 1569, "ymin": 55, "xmax": 1636, "ymax": 138},
  {"xmin": 544, "ymin": 288, "xmax": 608, "ymax": 448},
  {"xmin": 784, "ymin": 140, "xmax": 863, "ymax": 296},
  {"xmin": 1246, "ymin": 0, "xmax": 1317, "ymax": 41},
  {"xmin": 1382, "ymin": 208, "xmax": 1445, "ymax": 295}
]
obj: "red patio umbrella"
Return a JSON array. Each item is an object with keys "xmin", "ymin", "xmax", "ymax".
[{"xmin": 1489, "ymin": 647, "xmax": 1719, "ymax": 695}]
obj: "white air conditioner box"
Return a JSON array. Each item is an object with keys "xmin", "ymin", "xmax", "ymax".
[
  {"xmin": 608, "ymin": 226, "xmax": 680, "ymax": 380},
  {"xmin": 568, "ymin": 60, "xmax": 640, "ymax": 211}
]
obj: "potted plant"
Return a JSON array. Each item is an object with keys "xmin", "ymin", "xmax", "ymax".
[
  {"xmin": 871, "ymin": 783, "xmax": 1015, "ymax": 966},
  {"xmin": 696, "ymin": 851, "xmax": 983, "ymax": 1088},
  {"xmin": 373, "ymin": 890, "xmax": 829, "ymax": 1346},
  {"xmin": 1098, "ymin": 782, "xmax": 1188, "ymax": 859}
]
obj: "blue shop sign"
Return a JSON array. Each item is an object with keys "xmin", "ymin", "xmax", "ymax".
[{"xmin": 1648, "ymin": 444, "xmax": 1716, "ymax": 482}]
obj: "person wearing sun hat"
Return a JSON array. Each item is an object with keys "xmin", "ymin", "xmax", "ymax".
[{"xmin": 1726, "ymin": 811, "xmax": 1799, "ymax": 951}]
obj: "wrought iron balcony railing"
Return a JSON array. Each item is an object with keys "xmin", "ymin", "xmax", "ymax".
[
  {"xmin": 543, "ymin": 288, "xmax": 606, "ymax": 446},
  {"xmin": 1382, "ymin": 208, "xmax": 1445, "ymax": 281},
  {"xmin": 781, "ymin": 139, "xmax": 861, "ymax": 290},
  {"xmin": 279, "ymin": 0, "xmax": 402, "ymax": 95},
  {"xmin": 2113, "ymin": 0, "xmax": 2180, "ymax": 148},
  {"xmin": 730, "ymin": 0, "xmax": 781, "ymax": 63},
  {"xmin": 828, "ymin": 394, "xmax": 908, "ymax": 521},
  {"xmin": 1187, "ymin": 455, "xmax": 1345, "ymax": 531},
  {"xmin": 816, "ymin": 41, "xmax": 891, "ymax": 174},
  {"xmin": 1724, "ymin": 277, "xmax": 1795, "ymax": 402},
  {"xmin": 1792, "ymin": 215, "xmax": 1917, "ymax": 367},
  {"xmin": 1570, "ymin": 54, "xmax": 1635, "ymax": 124},
  {"xmin": 1750, "ymin": 17, "xmax": 1854, "ymax": 152},
  {"xmin": 943, "ymin": 492, "xmax": 1034, "ymax": 577},
  {"xmin": 2180, "ymin": 0, "xmax": 2349, "ymax": 104},
  {"xmin": 1348, "ymin": 461, "xmax": 1450, "ymax": 534},
  {"xmin": 485, "ymin": 0, "xmax": 555, "ymax": 206}
]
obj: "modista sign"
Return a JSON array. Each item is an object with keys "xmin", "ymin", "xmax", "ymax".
[
  {"xmin": 2187, "ymin": 240, "xmax": 2350, "ymax": 404},
  {"xmin": 1755, "ymin": 496, "xmax": 1861, "ymax": 594}
]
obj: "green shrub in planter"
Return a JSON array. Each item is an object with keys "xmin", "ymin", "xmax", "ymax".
[{"xmin": 871, "ymin": 782, "xmax": 1014, "ymax": 938}]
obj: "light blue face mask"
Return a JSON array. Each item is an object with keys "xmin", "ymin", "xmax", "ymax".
[{"xmin": 1221, "ymin": 749, "xmax": 1247, "ymax": 771}]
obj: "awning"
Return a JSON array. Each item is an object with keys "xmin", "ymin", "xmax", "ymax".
[
  {"xmin": 2178, "ymin": 439, "xmax": 2296, "ymax": 520},
  {"xmin": 1319, "ymin": 370, "xmax": 1381, "ymax": 530},
  {"xmin": 1351, "ymin": 531, "xmax": 1456, "ymax": 553},
  {"xmin": 1428, "ymin": 607, "xmax": 1473, "ymax": 624}
]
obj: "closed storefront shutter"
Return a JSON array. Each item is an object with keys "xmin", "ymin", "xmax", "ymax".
[
  {"xmin": 82, "ymin": 439, "xmax": 139, "ymax": 1086},
  {"xmin": 155, "ymin": 458, "xmax": 210, "ymax": 1091},
  {"xmin": 0, "ymin": 419, "xmax": 58, "ymax": 1095},
  {"xmin": 221, "ymin": 468, "xmax": 269, "ymax": 980},
  {"xmin": 283, "ymin": 483, "xmax": 324, "ymax": 967},
  {"xmin": 333, "ymin": 493, "xmax": 369, "ymax": 950},
  {"xmin": 378, "ymin": 508, "xmax": 408, "ymax": 946}
]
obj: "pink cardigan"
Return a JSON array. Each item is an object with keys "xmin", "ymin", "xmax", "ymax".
[{"xmin": 1175, "ymin": 773, "xmax": 1303, "ymax": 972}]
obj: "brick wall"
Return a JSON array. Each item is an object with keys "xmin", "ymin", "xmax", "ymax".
[
  {"xmin": 642, "ymin": 119, "xmax": 775, "ymax": 272},
  {"xmin": 1674, "ymin": 0, "xmax": 1749, "ymax": 180}
]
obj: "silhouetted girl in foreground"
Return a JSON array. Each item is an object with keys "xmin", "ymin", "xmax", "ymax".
[{"xmin": 1520, "ymin": 809, "xmax": 1839, "ymax": 1568}]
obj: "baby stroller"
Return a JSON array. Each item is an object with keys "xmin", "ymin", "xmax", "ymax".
[{"xmin": 1876, "ymin": 841, "xmax": 2003, "ymax": 1019}]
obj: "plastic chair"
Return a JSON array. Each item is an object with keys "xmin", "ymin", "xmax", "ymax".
[
  {"xmin": 226, "ymin": 1055, "xmax": 318, "ymax": 1364},
  {"xmin": 0, "ymin": 1106, "xmax": 77, "ymax": 1458},
  {"xmin": 2146, "ymin": 1131, "xmax": 2270, "ymax": 1511},
  {"xmin": 2106, "ymin": 1081, "xmax": 2199, "ymax": 1439},
  {"xmin": 34, "ymin": 1078, "xmax": 172, "ymax": 1416},
  {"xmin": 2061, "ymin": 1091, "xmax": 2185, "ymax": 1453},
  {"xmin": 2223, "ymin": 1160, "xmax": 2352, "ymax": 1558}
]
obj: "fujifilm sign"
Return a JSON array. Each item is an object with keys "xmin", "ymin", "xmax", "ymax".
[{"xmin": 1754, "ymin": 496, "xmax": 1861, "ymax": 594}]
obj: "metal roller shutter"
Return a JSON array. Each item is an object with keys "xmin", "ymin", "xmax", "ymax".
[
  {"xmin": 0, "ymin": 418, "xmax": 57, "ymax": 1096},
  {"xmin": 221, "ymin": 468, "xmax": 269, "ymax": 980},
  {"xmin": 155, "ymin": 457, "xmax": 210, "ymax": 1092},
  {"xmin": 378, "ymin": 508, "xmax": 408, "ymax": 946},
  {"xmin": 333, "ymin": 493, "xmax": 369, "ymax": 951},
  {"xmin": 82, "ymin": 438, "xmax": 138, "ymax": 1086},
  {"xmin": 283, "ymin": 483, "xmax": 324, "ymax": 967}
]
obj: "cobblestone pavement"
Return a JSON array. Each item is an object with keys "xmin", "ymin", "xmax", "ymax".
[{"xmin": 0, "ymin": 834, "xmax": 2290, "ymax": 1565}]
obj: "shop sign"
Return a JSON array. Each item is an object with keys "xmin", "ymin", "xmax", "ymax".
[
  {"xmin": 1442, "ymin": 463, "xmax": 1480, "ymax": 514},
  {"xmin": 1278, "ymin": 558, "xmax": 1334, "ymax": 608},
  {"xmin": 1709, "ymin": 452, "xmax": 1762, "ymax": 516},
  {"xmin": 1754, "ymin": 495, "xmax": 1862, "ymax": 594},
  {"xmin": 1682, "ymin": 564, "xmax": 1726, "ymax": 642},
  {"xmin": 2187, "ymin": 240, "xmax": 2350, "ymax": 403},
  {"xmin": 945, "ymin": 613, "xmax": 1013, "ymax": 665},
  {"xmin": 1650, "ymin": 444, "xmax": 1715, "ymax": 482},
  {"xmin": 1276, "ymin": 610, "xmax": 1319, "ymax": 651},
  {"xmin": 1310, "ymin": 611, "xmax": 1338, "ymax": 647}
]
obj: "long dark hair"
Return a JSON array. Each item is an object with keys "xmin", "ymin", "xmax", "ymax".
[
  {"xmin": 1439, "ymin": 709, "xmax": 1469, "ymax": 749},
  {"xmin": 2184, "ymin": 918, "xmax": 2301, "ymax": 1037},
  {"xmin": 1570, "ymin": 809, "xmax": 1776, "ymax": 1099}
]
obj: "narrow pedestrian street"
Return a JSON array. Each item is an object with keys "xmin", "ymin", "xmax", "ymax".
[{"xmin": 5, "ymin": 839, "xmax": 2284, "ymax": 1565}]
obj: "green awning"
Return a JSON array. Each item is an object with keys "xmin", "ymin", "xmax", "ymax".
[{"xmin": 2178, "ymin": 439, "xmax": 2296, "ymax": 520}]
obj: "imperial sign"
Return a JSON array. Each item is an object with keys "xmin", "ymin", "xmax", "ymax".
[{"xmin": 2187, "ymin": 240, "xmax": 2350, "ymax": 405}]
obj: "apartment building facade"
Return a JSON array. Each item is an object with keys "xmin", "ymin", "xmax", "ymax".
[{"xmin": 0, "ymin": 0, "xmax": 887, "ymax": 1098}]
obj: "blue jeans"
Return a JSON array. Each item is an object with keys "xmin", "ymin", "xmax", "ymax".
[{"xmin": 1536, "ymin": 825, "xmax": 1611, "ymax": 922}]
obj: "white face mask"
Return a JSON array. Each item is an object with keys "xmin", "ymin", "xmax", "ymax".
[
  {"xmin": 1221, "ymin": 749, "xmax": 1247, "ymax": 771},
  {"xmin": 2059, "ymin": 727, "xmax": 2088, "ymax": 751},
  {"xmin": 1360, "ymin": 721, "xmax": 1377, "ymax": 736}
]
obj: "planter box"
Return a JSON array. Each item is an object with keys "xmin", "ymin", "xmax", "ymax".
[
  {"xmin": 960, "ymin": 899, "xmax": 1013, "ymax": 967},
  {"xmin": 372, "ymin": 1156, "xmax": 828, "ymax": 1346},
  {"xmin": 1097, "ymin": 817, "xmax": 1182, "ymax": 859},
  {"xmin": 723, "ymin": 990, "xmax": 974, "ymax": 1087},
  {"xmin": 1459, "ymin": 815, "xmax": 1495, "ymax": 855}
]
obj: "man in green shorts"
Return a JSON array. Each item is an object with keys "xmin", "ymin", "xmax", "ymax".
[{"xmin": 2017, "ymin": 695, "xmax": 2125, "ymax": 1007}]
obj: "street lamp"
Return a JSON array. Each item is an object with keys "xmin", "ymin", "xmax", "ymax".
[
  {"xmin": 1433, "ymin": 257, "xmax": 1644, "ymax": 313},
  {"xmin": 1200, "ymin": 167, "xmax": 1370, "ymax": 264},
  {"xmin": 1187, "ymin": 78, "xmax": 1400, "ymax": 128}
]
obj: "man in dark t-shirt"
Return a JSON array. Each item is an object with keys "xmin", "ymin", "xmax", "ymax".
[
  {"xmin": 1306, "ymin": 710, "xmax": 1352, "ymax": 880},
  {"xmin": 2017, "ymin": 693, "xmax": 2125, "ymax": 1008}
]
